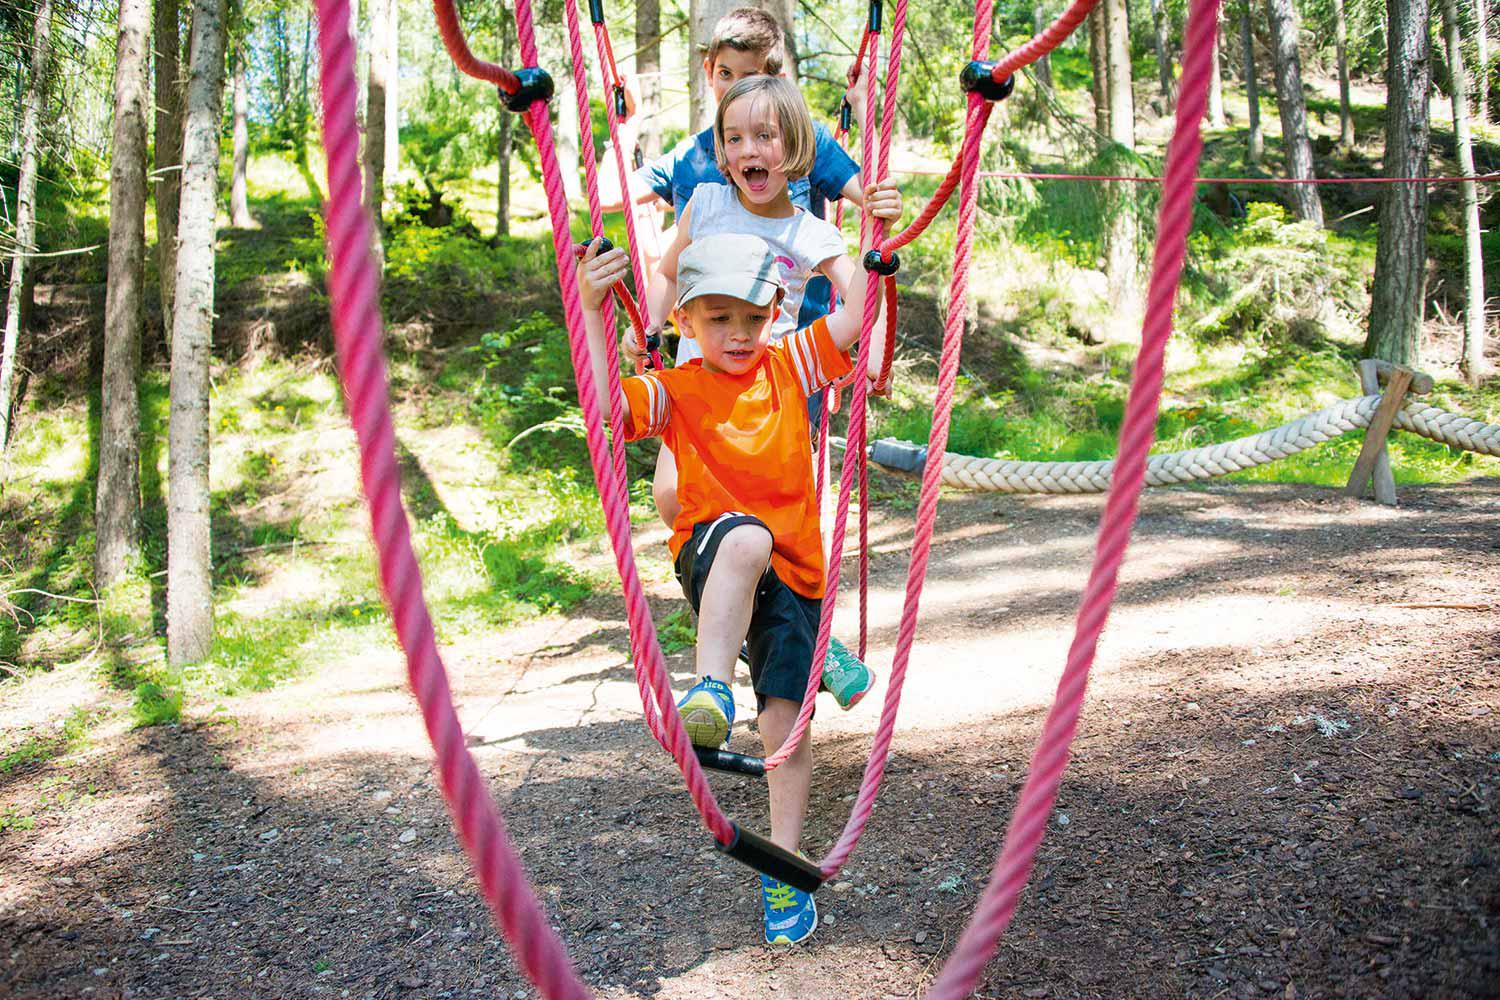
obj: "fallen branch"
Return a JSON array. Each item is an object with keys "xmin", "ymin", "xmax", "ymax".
[{"xmin": 1386, "ymin": 602, "xmax": 1494, "ymax": 610}]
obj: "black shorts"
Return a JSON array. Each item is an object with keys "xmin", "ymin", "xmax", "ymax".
[{"xmin": 675, "ymin": 514, "xmax": 822, "ymax": 713}]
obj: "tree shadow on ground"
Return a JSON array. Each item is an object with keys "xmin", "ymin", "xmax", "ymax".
[{"xmin": 3, "ymin": 641, "xmax": 1494, "ymax": 999}]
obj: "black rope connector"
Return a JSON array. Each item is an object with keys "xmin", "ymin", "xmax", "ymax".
[
  {"xmin": 716, "ymin": 822, "xmax": 824, "ymax": 893},
  {"xmin": 612, "ymin": 84, "xmax": 628, "ymax": 119},
  {"xmin": 867, "ymin": 0, "xmax": 883, "ymax": 33},
  {"xmin": 959, "ymin": 60, "xmax": 1015, "ymax": 102},
  {"xmin": 694, "ymin": 746, "xmax": 763, "ymax": 776},
  {"xmin": 587, "ymin": 0, "xmax": 605, "ymax": 24},
  {"xmin": 572, "ymin": 236, "xmax": 614, "ymax": 259},
  {"xmin": 644, "ymin": 329, "xmax": 661, "ymax": 354},
  {"xmin": 838, "ymin": 97, "xmax": 853, "ymax": 133},
  {"xmin": 862, "ymin": 248, "xmax": 900, "ymax": 275},
  {"xmin": 501, "ymin": 66, "xmax": 555, "ymax": 112}
]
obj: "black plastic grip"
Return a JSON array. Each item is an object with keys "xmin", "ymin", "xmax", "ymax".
[
  {"xmin": 572, "ymin": 236, "xmax": 615, "ymax": 258},
  {"xmin": 644, "ymin": 329, "xmax": 662, "ymax": 354},
  {"xmin": 613, "ymin": 85, "xmax": 627, "ymax": 119},
  {"xmin": 588, "ymin": 0, "xmax": 605, "ymax": 24},
  {"xmin": 694, "ymin": 746, "xmax": 765, "ymax": 776},
  {"xmin": 959, "ymin": 60, "xmax": 1015, "ymax": 102},
  {"xmin": 716, "ymin": 822, "xmax": 824, "ymax": 893},
  {"xmin": 862, "ymin": 249, "xmax": 900, "ymax": 275},
  {"xmin": 502, "ymin": 66, "xmax": 555, "ymax": 112},
  {"xmin": 867, "ymin": 0, "xmax": 883, "ymax": 33},
  {"xmin": 839, "ymin": 98, "xmax": 852, "ymax": 133}
]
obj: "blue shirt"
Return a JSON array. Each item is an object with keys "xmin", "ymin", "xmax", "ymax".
[{"xmin": 636, "ymin": 123, "xmax": 859, "ymax": 326}]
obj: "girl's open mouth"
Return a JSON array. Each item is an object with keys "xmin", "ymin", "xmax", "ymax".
[{"xmin": 740, "ymin": 166, "xmax": 770, "ymax": 193}]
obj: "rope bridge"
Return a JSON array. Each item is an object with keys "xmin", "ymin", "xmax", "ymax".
[{"xmin": 310, "ymin": 0, "xmax": 1231, "ymax": 994}]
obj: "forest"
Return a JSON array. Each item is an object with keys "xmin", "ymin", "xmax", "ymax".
[{"xmin": 1, "ymin": 0, "xmax": 1497, "ymax": 997}]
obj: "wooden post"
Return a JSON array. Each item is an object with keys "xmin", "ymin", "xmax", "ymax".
[{"xmin": 1344, "ymin": 360, "xmax": 1413, "ymax": 504}]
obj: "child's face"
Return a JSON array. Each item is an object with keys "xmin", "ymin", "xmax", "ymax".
[
  {"xmin": 676, "ymin": 293, "xmax": 780, "ymax": 376},
  {"xmin": 704, "ymin": 47, "xmax": 771, "ymax": 104},
  {"xmin": 719, "ymin": 94, "xmax": 788, "ymax": 208}
]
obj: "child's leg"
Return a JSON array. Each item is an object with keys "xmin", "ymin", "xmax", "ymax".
[
  {"xmin": 652, "ymin": 446, "xmax": 682, "ymax": 528},
  {"xmin": 757, "ymin": 696, "xmax": 812, "ymax": 854},
  {"xmin": 693, "ymin": 523, "xmax": 771, "ymax": 684}
]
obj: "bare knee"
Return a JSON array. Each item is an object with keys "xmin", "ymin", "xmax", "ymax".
[{"xmin": 716, "ymin": 523, "xmax": 773, "ymax": 571}]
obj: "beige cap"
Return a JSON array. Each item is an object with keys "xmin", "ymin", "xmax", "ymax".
[{"xmin": 675, "ymin": 233, "xmax": 784, "ymax": 310}]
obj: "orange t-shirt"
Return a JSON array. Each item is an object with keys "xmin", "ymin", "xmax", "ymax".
[{"xmin": 621, "ymin": 318, "xmax": 852, "ymax": 599}]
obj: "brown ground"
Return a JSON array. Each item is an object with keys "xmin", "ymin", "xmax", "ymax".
[{"xmin": 2, "ymin": 478, "xmax": 1497, "ymax": 1000}]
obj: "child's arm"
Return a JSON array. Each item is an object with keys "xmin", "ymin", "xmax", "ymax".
[
  {"xmin": 623, "ymin": 203, "xmax": 693, "ymax": 367},
  {"xmin": 817, "ymin": 179, "xmax": 905, "ymax": 302},
  {"xmin": 576, "ymin": 239, "xmax": 634, "ymax": 425},
  {"xmin": 821, "ymin": 179, "xmax": 902, "ymax": 353},
  {"xmin": 597, "ymin": 77, "xmax": 673, "ymax": 214}
]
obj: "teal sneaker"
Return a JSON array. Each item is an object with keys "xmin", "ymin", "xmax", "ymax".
[
  {"xmin": 761, "ymin": 875, "xmax": 818, "ymax": 945},
  {"xmin": 676, "ymin": 677, "xmax": 735, "ymax": 749},
  {"xmin": 823, "ymin": 638, "xmax": 875, "ymax": 710}
]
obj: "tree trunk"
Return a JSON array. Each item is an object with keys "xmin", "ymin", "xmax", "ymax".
[
  {"xmin": 230, "ymin": 45, "xmax": 255, "ymax": 228},
  {"xmin": 1265, "ymin": 0, "xmax": 1324, "ymax": 225},
  {"xmin": 1089, "ymin": 7, "xmax": 1110, "ymax": 137},
  {"xmin": 0, "ymin": 0, "xmax": 53, "ymax": 451},
  {"xmin": 385, "ymin": 0, "xmax": 398, "ymax": 174},
  {"xmin": 636, "ymin": 0, "xmax": 663, "ymax": 158},
  {"xmin": 1365, "ymin": 0, "xmax": 1431, "ymax": 366},
  {"xmin": 1103, "ymin": 0, "xmax": 1139, "ymax": 327},
  {"xmin": 496, "ymin": 8, "xmax": 514, "ymax": 238},
  {"xmin": 1443, "ymin": 0, "xmax": 1487, "ymax": 382},
  {"xmin": 1148, "ymin": 0, "xmax": 1173, "ymax": 106},
  {"xmin": 1241, "ymin": 1, "xmax": 1263, "ymax": 164},
  {"xmin": 97, "ymin": 0, "xmax": 150, "ymax": 584},
  {"xmin": 1332, "ymin": 0, "xmax": 1354, "ymax": 152},
  {"xmin": 168, "ymin": 0, "xmax": 227, "ymax": 667},
  {"xmin": 1477, "ymin": 0, "xmax": 1490, "ymax": 125},
  {"xmin": 154, "ymin": 0, "xmax": 184, "ymax": 347},
  {"xmin": 1208, "ymin": 13, "xmax": 1225, "ymax": 126},
  {"xmin": 555, "ymin": 73, "xmax": 583, "ymax": 201},
  {"xmin": 364, "ymin": 0, "xmax": 391, "ymax": 256}
]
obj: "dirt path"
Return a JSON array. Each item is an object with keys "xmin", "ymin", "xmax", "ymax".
[{"xmin": 3, "ymin": 478, "xmax": 1497, "ymax": 999}]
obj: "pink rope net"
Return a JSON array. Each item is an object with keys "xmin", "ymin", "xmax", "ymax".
[{"xmin": 309, "ymin": 0, "xmax": 1224, "ymax": 990}]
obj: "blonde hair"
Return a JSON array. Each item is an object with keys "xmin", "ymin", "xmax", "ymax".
[
  {"xmin": 705, "ymin": 8, "xmax": 785, "ymax": 75},
  {"xmin": 712, "ymin": 76, "xmax": 816, "ymax": 181}
]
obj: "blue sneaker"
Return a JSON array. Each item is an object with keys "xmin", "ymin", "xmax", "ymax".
[
  {"xmin": 676, "ymin": 677, "xmax": 735, "ymax": 749},
  {"xmin": 760, "ymin": 875, "xmax": 818, "ymax": 945}
]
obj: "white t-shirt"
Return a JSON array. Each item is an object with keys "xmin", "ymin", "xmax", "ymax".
[{"xmin": 676, "ymin": 182, "xmax": 848, "ymax": 364}]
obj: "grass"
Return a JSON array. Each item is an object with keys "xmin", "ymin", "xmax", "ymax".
[{"xmin": 0, "ymin": 707, "xmax": 99, "ymax": 774}]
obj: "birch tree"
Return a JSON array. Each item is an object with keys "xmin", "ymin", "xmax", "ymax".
[
  {"xmin": 230, "ymin": 43, "xmax": 255, "ymax": 228},
  {"xmin": 1103, "ymin": 0, "xmax": 1139, "ymax": 325},
  {"xmin": 364, "ymin": 0, "xmax": 393, "ymax": 254},
  {"xmin": 168, "ymin": 0, "xmax": 227, "ymax": 665},
  {"xmin": 97, "ymin": 0, "xmax": 151, "ymax": 584},
  {"xmin": 1365, "ymin": 0, "xmax": 1432, "ymax": 365},
  {"xmin": 0, "ymin": 0, "xmax": 54, "ymax": 450},
  {"xmin": 637, "ymin": 0, "xmax": 663, "ymax": 158}
]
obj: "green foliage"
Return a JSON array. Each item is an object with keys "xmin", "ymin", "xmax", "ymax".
[
  {"xmin": 132, "ymin": 680, "xmax": 184, "ymax": 728},
  {"xmin": 0, "ymin": 708, "xmax": 97, "ymax": 773},
  {"xmin": 657, "ymin": 607, "xmax": 697, "ymax": 655}
]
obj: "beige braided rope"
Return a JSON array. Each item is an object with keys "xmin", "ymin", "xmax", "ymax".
[{"xmin": 915, "ymin": 395, "xmax": 1500, "ymax": 494}]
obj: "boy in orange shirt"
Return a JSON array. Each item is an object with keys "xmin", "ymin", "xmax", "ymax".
[{"xmin": 576, "ymin": 224, "xmax": 889, "ymax": 945}]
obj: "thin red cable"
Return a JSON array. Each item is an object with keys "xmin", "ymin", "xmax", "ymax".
[
  {"xmin": 926, "ymin": 0, "xmax": 1224, "ymax": 993},
  {"xmin": 895, "ymin": 167, "xmax": 1500, "ymax": 184}
]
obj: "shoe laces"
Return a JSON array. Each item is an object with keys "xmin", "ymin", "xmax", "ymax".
[{"xmin": 763, "ymin": 881, "xmax": 799, "ymax": 912}]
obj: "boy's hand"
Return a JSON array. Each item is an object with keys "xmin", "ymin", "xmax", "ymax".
[
  {"xmin": 577, "ymin": 238, "xmax": 630, "ymax": 312},
  {"xmin": 622, "ymin": 322, "xmax": 664, "ymax": 367},
  {"xmin": 863, "ymin": 179, "xmax": 903, "ymax": 223}
]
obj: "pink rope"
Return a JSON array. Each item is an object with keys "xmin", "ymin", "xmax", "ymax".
[
  {"xmin": 924, "ymin": 0, "xmax": 1223, "ymax": 993},
  {"xmin": 558, "ymin": 0, "xmax": 631, "ymax": 494},
  {"xmin": 314, "ymin": 2, "xmax": 591, "ymax": 996},
  {"xmin": 507, "ymin": 2, "xmax": 738, "ymax": 849}
]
